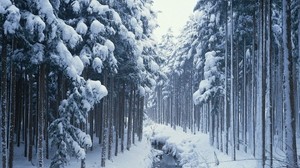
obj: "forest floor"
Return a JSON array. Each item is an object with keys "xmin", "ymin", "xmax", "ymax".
[
  {"xmin": 10, "ymin": 131, "xmax": 153, "ymax": 168},
  {"xmin": 143, "ymin": 119, "xmax": 257, "ymax": 168},
  {"xmin": 8, "ymin": 118, "xmax": 300, "ymax": 168}
]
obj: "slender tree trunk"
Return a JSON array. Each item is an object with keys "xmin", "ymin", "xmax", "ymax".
[
  {"xmin": 120, "ymin": 82, "xmax": 125, "ymax": 153},
  {"xmin": 235, "ymin": 41, "xmax": 239, "ymax": 151},
  {"xmin": 255, "ymin": 0, "xmax": 265, "ymax": 167},
  {"xmin": 28, "ymin": 75, "xmax": 33, "ymax": 162},
  {"xmin": 89, "ymin": 103, "xmax": 94, "ymax": 151},
  {"xmin": 38, "ymin": 64, "xmax": 45, "ymax": 168},
  {"xmin": 230, "ymin": 0, "xmax": 236, "ymax": 161},
  {"xmin": 251, "ymin": 11, "xmax": 257, "ymax": 157},
  {"xmin": 132, "ymin": 88, "xmax": 136, "ymax": 145},
  {"xmin": 101, "ymin": 73, "xmax": 108, "ymax": 167},
  {"xmin": 224, "ymin": 0, "xmax": 229, "ymax": 154},
  {"xmin": 209, "ymin": 101, "xmax": 214, "ymax": 146},
  {"xmin": 24, "ymin": 73, "xmax": 28, "ymax": 158},
  {"xmin": 127, "ymin": 85, "xmax": 133, "ymax": 150},
  {"xmin": 298, "ymin": 0, "xmax": 300, "ymax": 138},
  {"xmin": 16, "ymin": 76, "xmax": 22, "ymax": 148},
  {"xmin": 108, "ymin": 76, "xmax": 114, "ymax": 160},
  {"xmin": 265, "ymin": 0, "xmax": 273, "ymax": 167},
  {"xmin": 282, "ymin": 0, "xmax": 298, "ymax": 167},
  {"xmin": 115, "ymin": 80, "xmax": 119, "ymax": 156},
  {"xmin": 45, "ymin": 65, "xmax": 49, "ymax": 160},
  {"xmin": 99, "ymin": 101, "xmax": 103, "ymax": 145},
  {"xmin": 243, "ymin": 38, "xmax": 247, "ymax": 153},
  {"xmin": 136, "ymin": 92, "xmax": 141, "ymax": 140},
  {"xmin": 1, "ymin": 23, "xmax": 8, "ymax": 168},
  {"xmin": 139, "ymin": 97, "xmax": 144, "ymax": 141},
  {"xmin": 8, "ymin": 52, "xmax": 16, "ymax": 168}
]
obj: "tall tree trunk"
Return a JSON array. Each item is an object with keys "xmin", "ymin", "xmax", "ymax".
[
  {"xmin": 251, "ymin": 11, "xmax": 257, "ymax": 157},
  {"xmin": 38, "ymin": 64, "xmax": 46, "ymax": 168},
  {"xmin": 108, "ymin": 76, "xmax": 114, "ymax": 160},
  {"xmin": 44, "ymin": 67, "xmax": 49, "ymax": 160},
  {"xmin": 139, "ymin": 97, "xmax": 144, "ymax": 141},
  {"xmin": 127, "ymin": 85, "xmax": 133, "ymax": 150},
  {"xmin": 24, "ymin": 73, "xmax": 28, "ymax": 158},
  {"xmin": 265, "ymin": 0, "xmax": 273, "ymax": 167},
  {"xmin": 101, "ymin": 73, "xmax": 108, "ymax": 167},
  {"xmin": 89, "ymin": 104, "xmax": 94, "ymax": 151},
  {"xmin": 8, "ymin": 51, "xmax": 16, "ymax": 168},
  {"xmin": 132, "ymin": 88, "xmax": 136, "ymax": 145},
  {"xmin": 298, "ymin": 0, "xmax": 300, "ymax": 138},
  {"xmin": 230, "ymin": 0, "xmax": 236, "ymax": 161},
  {"xmin": 255, "ymin": 0, "xmax": 266, "ymax": 167},
  {"xmin": 1, "ymin": 22, "xmax": 8, "ymax": 168},
  {"xmin": 282, "ymin": 0, "xmax": 298, "ymax": 167},
  {"xmin": 120, "ymin": 82, "xmax": 125, "ymax": 153},
  {"xmin": 243, "ymin": 38, "xmax": 247, "ymax": 153},
  {"xmin": 224, "ymin": 0, "xmax": 229, "ymax": 154},
  {"xmin": 28, "ymin": 75, "xmax": 33, "ymax": 162},
  {"xmin": 115, "ymin": 79, "xmax": 119, "ymax": 156},
  {"xmin": 234, "ymin": 41, "xmax": 239, "ymax": 151}
]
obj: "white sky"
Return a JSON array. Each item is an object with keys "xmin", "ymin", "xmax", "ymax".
[{"xmin": 152, "ymin": 0, "xmax": 197, "ymax": 41}]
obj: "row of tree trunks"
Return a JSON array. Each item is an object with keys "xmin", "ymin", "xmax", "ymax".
[
  {"xmin": 148, "ymin": 0, "xmax": 299, "ymax": 167},
  {"xmin": 96, "ymin": 71, "xmax": 145, "ymax": 167}
]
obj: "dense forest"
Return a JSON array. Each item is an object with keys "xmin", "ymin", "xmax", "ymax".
[
  {"xmin": 0, "ymin": 0, "xmax": 300, "ymax": 168},
  {"xmin": 0, "ymin": 0, "xmax": 160, "ymax": 167},
  {"xmin": 148, "ymin": 0, "xmax": 300, "ymax": 167}
]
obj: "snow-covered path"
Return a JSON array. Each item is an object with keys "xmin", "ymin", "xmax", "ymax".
[{"xmin": 144, "ymin": 119, "xmax": 257, "ymax": 168}]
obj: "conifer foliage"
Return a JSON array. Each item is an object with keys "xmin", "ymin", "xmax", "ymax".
[{"xmin": 0, "ymin": 0, "xmax": 157, "ymax": 167}]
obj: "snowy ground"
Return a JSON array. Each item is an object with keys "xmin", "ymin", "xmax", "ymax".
[
  {"xmin": 6, "ymin": 118, "xmax": 299, "ymax": 168},
  {"xmin": 9, "ymin": 135, "xmax": 153, "ymax": 168},
  {"xmin": 143, "ymin": 119, "xmax": 257, "ymax": 168}
]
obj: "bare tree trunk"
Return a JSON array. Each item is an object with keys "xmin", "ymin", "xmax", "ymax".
[
  {"xmin": 139, "ymin": 97, "xmax": 144, "ymax": 141},
  {"xmin": 8, "ymin": 51, "xmax": 16, "ymax": 168},
  {"xmin": 38, "ymin": 63, "xmax": 46, "ymax": 168},
  {"xmin": 120, "ymin": 82, "xmax": 125, "ymax": 153},
  {"xmin": 282, "ymin": 0, "xmax": 298, "ymax": 167},
  {"xmin": 127, "ymin": 85, "xmax": 133, "ymax": 150},
  {"xmin": 24, "ymin": 73, "xmax": 28, "ymax": 158},
  {"xmin": 234, "ymin": 41, "xmax": 239, "ymax": 152},
  {"xmin": 243, "ymin": 38, "xmax": 248, "ymax": 153},
  {"xmin": 44, "ymin": 65, "xmax": 49, "ymax": 160},
  {"xmin": 1, "ymin": 23, "xmax": 8, "ymax": 168},
  {"xmin": 265, "ymin": 0, "xmax": 273, "ymax": 167},
  {"xmin": 108, "ymin": 76, "xmax": 114, "ymax": 160},
  {"xmin": 101, "ymin": 72, "xmax": 108, "ymax": 167},
  {"xmin": 298, "ymin": 0, "xmax": 300, "ymax": 138},
  {"xmin": 223, "ymin": 0, "xmax": 229, "ymax": 154},
  {"xmin": 89, "ymin": 104, "xmax": 94, "ymax": 151},
  {"xmin": 28, "ymin": 75, "xmax": 33, "ymax": 162},
  {"xmin": 132, "ymin": 87, "xmax": 136, "ymax": 145},
  {"xmin": 115, "ymin": 79, "xmax": 119, "ymax": 156},
  {"xmin": 255, "ymin": 0, "xmax": 266, "ymax": 166},
  {"xmin": 230, "ymin": 0, "xmax": 236, "ymax": 161}
]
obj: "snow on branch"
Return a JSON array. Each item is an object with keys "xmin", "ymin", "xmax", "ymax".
[{"xmin": 193, "ymin": 51, "xmax": 223, "ymax": 105}]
